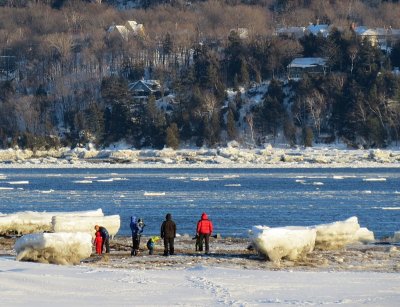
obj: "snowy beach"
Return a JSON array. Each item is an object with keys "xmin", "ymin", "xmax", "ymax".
[{"xmin": 1, "ymin": 235, "xmax": 400, "ymax": 306}]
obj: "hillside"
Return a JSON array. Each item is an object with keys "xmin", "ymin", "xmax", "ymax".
[{"xmin": 0, "ymin": 0, "xmax": 400, "ymax": 150}]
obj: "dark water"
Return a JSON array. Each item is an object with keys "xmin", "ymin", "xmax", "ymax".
[{"xmin": 0, "ymin": 168, "xmax": 399, "ymax": 239}]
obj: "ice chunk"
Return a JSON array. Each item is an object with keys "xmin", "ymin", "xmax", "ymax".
[
  {"xmin": 14, "ymin": 232, "xmax": 92, "ymax": 265},
  {"xmin": 249, "ymin": 225, "xmax": 316, "ymax": 262},
  {"xmin": 393, "ymin": 231, "xmax": 400, "ymax": 243},
  {"xmin": 0, "ymin": 209, "xmax": 104, "ymax": 235},
  {"xmin": 354, "ymin": 227, "xmax": 375, "ymax": 243},
  {"xmin": 313, "ymin": 217, "xmax": 360, "ymax": 250},
  {"xmin": 52, "ymin": 215, "xmax": 120, "ymax": 238}
]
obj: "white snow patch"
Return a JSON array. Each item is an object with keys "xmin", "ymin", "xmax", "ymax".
[{"xmin": 14, "ymin": 232, "xmax": 92, "ymax": 265}]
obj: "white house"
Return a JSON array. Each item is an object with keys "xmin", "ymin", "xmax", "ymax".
[{"xmin": 107, "ymin": 20, "xmax": 144, "ymax": 41}]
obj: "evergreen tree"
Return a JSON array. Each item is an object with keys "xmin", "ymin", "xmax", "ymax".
[
  {"xmin": 226, "ymin": 108, "xmax": 237, "ymax": 140},
  {"xmin": 166, "ymin": 123, "xmax": 180, "ymax": 149},
  {"xmin": 100, "ymin": 76, "xmax": 132, "ymax": 143}
]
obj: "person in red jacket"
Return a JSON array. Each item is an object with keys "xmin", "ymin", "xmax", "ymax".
[
  {"xmin": 94, "ymin": 230, "xmax": 103, "ymax": 255},
  {"xmin": 196, "ymin": 212, "xmax": 213, "ymax": 254}
]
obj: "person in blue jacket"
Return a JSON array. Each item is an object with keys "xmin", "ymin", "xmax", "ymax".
[{"xmin": 130, "ymin": 216, "xmax": 145, "ymax": 256}]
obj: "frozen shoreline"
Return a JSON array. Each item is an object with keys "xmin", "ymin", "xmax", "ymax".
[{"xmin": 1, "ymin": 145, "xmax": 400, "ymax": 169}]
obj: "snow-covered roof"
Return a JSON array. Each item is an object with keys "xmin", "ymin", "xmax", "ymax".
[
  {"xmin": 129, "ymin": 80, "xmax": 161, "ymax": 92},
  {"xmin": 354, "ymin": 26, "xmax": 377, "ymax": 36},
  {"xmin": 125, "ymin": 20, "xmax": 144, "ymax": 34},
  {"xmin": 288, "ymin": 57, "xmax": 327, "ymax": 68},
  {"xmin": 306, "ymin": 24, "xmax": 329, "ymax": 36}
]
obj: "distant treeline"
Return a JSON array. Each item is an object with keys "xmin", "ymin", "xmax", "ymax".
[{"xmin": 0, "ymin": 0, "xmax": 400, "ymax": 149}]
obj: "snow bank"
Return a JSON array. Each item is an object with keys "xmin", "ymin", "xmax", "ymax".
[
  {"xmin": 313, "ymin": 217, "xmax": 361, "ymax": 250},
  {"xmin": 52, "ymin": 215, "xmax": 120, "ymax": 238},
  {"xmin": 14, "ymin": 232, "xmax": 92, "ymax": 265},
  {"xmin": 249, "ymin": 225, "xmax": 316, "ymax": 262},
  {"xmin": 0, "ymin": 209, "xmax": 104, "ymax": 235}
]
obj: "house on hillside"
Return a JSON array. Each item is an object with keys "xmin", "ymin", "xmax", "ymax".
[
  {"xmin": 128, "ymin": 79, "xmax": 166, "ymax": 103},
  {"xmin": 354, "ymin": 26, "xmax": 379, "ymax": 46},
  {"xmin": 107, "ymin": 20, "xmax": 144, "ymax": 41},
  {"xmin": 305, "ymin": 23, "xmax": 330, "ymax": 37},
  {"xmin": 125, "ymin": 20, "xmax": 145, "ymax": 36},
  {"xmin": 275, "ymin": 26, "xmax": 306, "ymax": 39},
  {"xmin": 287, "ymin": 57, "xmax": 327, "ymax": 79}
]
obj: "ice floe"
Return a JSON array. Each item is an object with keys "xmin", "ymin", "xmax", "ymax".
[
  {"xmin": 0, "ymin": 209, "xmax": 104, "ymax": 235},
  {"xmin": 249, "ymin": 217, "xmax": 373, "ymax": 261},
  {"xmin": 249, "ymin": 226, "xmax": 316, "ymax": 262},
  {"xmin": 52, "ymin": 215, "xmax": 120, "ymax": 238},
  {"xmin": 14, "ymin": 232, "xmax": 92, "ymax": 265}
]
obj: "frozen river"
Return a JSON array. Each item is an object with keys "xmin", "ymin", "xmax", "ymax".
[{"xmin": 0, "ymin": 167, "xmax": 399, "ymax": 238}]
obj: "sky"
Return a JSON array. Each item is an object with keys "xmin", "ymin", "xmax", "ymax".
[{"xmin": 1, "ymin": 257, "xmax": 400, "ymax": 306}]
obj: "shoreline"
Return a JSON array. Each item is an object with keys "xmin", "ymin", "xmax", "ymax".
[
  {"xmin": 2, "ymin": 235, "xmax": 400, "ymax": 273},
  {"xmin": 1, "ymin": 146, "xmax": 400, "ymax": 169}
]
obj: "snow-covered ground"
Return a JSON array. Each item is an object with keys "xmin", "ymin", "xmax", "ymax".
[
  {"xmin": 1, "ymin": 233, "xmax": 400, "ymax": 306},
  {"xmin": 1, "ymin": 144, "xmax": 400, "ymax": 168},
  {"xmin": 1, "ymin": 255, "xmax": 399, "ymax": 306}
]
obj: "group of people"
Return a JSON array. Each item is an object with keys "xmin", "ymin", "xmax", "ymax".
[{"xmin": 92, "ymin": 212, "xmax": 214, "ymax": 256}]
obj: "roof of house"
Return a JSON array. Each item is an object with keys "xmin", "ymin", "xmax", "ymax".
[
  {"xmin": 129, "ymin": 80, "xmax": 161, "ymax": 93},
  {"xmin": 125, "ymin": 20, "xmax": 144, "ymax": 33},
  {"xmin": 306, "ymin": 24, "xmax": 329, "ymax": 36},
  {"xmin": 288, "ymin": 57, "xmax": 327, "ymax": 68}
]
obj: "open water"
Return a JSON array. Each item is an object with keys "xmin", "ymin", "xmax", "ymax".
[{"xmin": 0, "ymin": 168, "xmax": 399, "ymax": 239}]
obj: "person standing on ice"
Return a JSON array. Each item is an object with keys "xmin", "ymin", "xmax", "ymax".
[
  {"xmin": 196, "ymin": 212, "xmax": 213, "ymax": 254},
  {"xmin": 160, "ymin": 213, "xmax": 176, "ymax": 256},
  {"xmin": 93, "ymin": 230, "xmax": 103, "ymax": 255},
  {"xmin": 130, "ymin": 216, "xmax": 145, "ymax": 256},
  {"xmin": 94, "ymin": 225, "xmax": 110, "ymax": 253}
]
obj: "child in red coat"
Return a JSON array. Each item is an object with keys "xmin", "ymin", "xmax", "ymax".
[{"xmin": 94, "ymin": 230, "xmax": 103, "ymax": 255}]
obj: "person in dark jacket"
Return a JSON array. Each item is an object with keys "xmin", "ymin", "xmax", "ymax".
[
  {"xmin": 160, "ymin": 213, "xmax": 176, "ymax": 256},
  {"xmin": 130, "ymin": 216, "xmax": 145, "ymax": 256},
  {"xmin": 196, "ymin": 212, "xmax": 213, "ymax": 254},
  {"xmin": 94, "ymin": 225, "xmax": 110, "ymax": 253}
]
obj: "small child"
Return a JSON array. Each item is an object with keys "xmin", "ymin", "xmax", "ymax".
[
  {"xmin": 146, "ymin": 236, "xmax": 160, "ymax": 255},
  {"xmin": 94, "ymin": 230, "xmax": 103, "ymax": 255}
]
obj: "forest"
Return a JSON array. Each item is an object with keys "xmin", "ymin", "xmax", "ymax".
[{"xmin": 0, "ymin": 0, "xmax": 400, "ymax": 150}]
